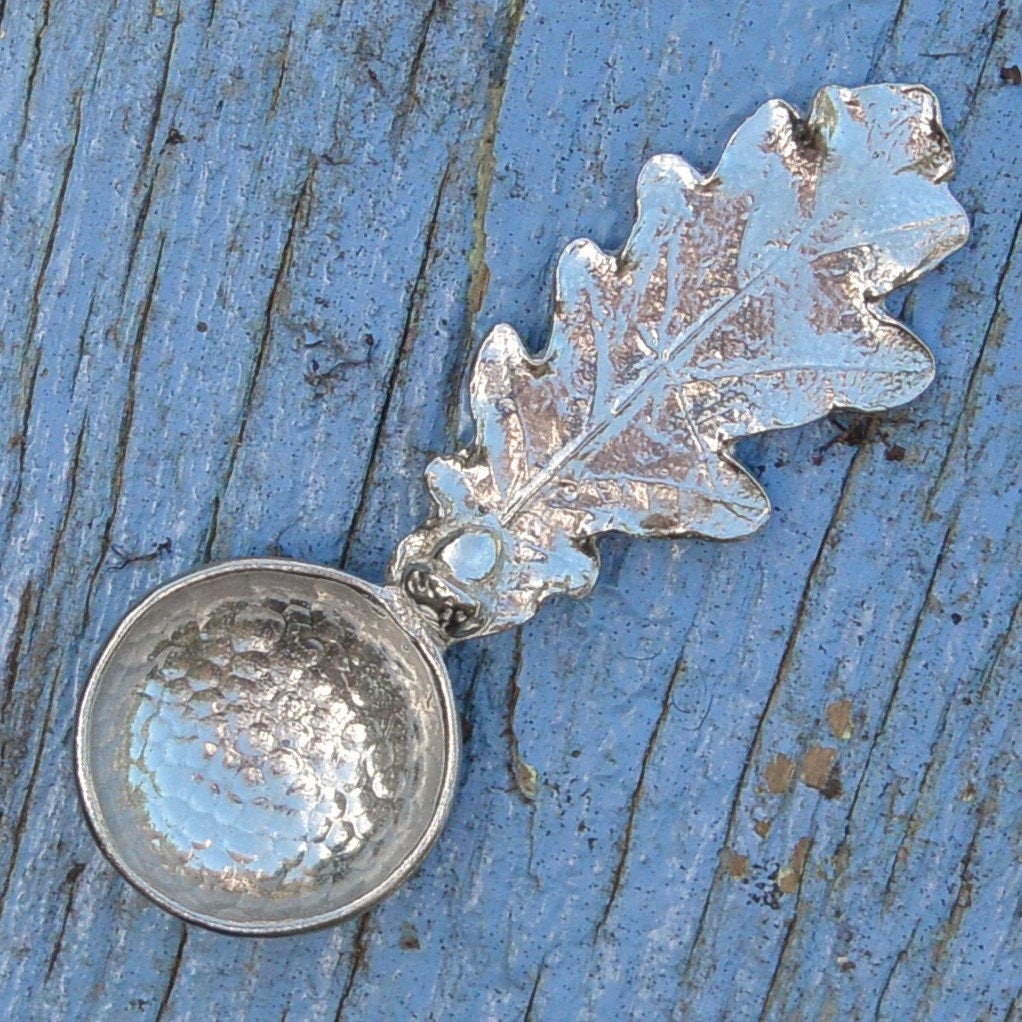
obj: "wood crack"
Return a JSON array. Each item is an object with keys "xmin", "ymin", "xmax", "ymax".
[
  {"xmin": 754, "ymin": 853, "xmax": 814, "ymax": 1022},
  {"xmin": 120, "ymin": 7, "xmax": 183, "ymax": 309},
  {"xmin": 873, "ymin": 515, "xmax": 952, "ymax": 741},
  {"xmin": 932, "ymin": 797, "xmax": 988, "ymax": 954},
  {"xmin": 204, "ymin": 166, "xmax": 316, "ymax": 559},
  {"xmin": 835, "ymin": 514, "xmax": 954, "ymax": 890},
  {"xmin": 0, "ymin": 416, "xmax": 88, "ymax": 814},
  {"xmin": 334, "ymin": 913, "xmax": 372, "ymax": 1021},
  {"xmin": 71, "ymin": 291, "xmax": 97, "ymax": 395},
  {"xmin": 866, "ymin": 0, "xmax": 912, "ymax": 84},
  {"xmin": 43, "ymin": 413, "xmax": 89, "ymax": 594},
  {"xmin": 872, "ymin": 930, "xmax": 914, "ymax": 1022},
  {"xmin": 505, "ymin": 630, "xmax": 538, "ymax": 803},
  {"xmin": 964, "ymin": 2, "xmax": 1011, "ymax": 121},
  {"xmin": 4, "ymin": 345, "xmax": 41, "ymax": 537},
  {"xmin": 1003, "ymin": 986, "xmax": 1021, "ymax": 1022},
  {"xmin": 445, "ymin": 0, "xmax": 526, "ymax": 441},
  {"xmin": 0, "ymin": 622, "xmax": 63, "ymax": 914},
  {"xmin": 874, "ymin": 555, "xmax": 1019, "ymax": 914},
  {"xmin": 0, "ymin": 582, "xmax": 35, "ymax": 763},
  {"xmin": 268, "ymin": 16, "xmax": 295, "ymax": 119},
  {"xmin": 878, "ymin": 567, "xmax": 1021, "ymax": 917},
  {"xmin": 523, "ymin": 957, "xmax": 546, "ymax": 1021},
  {"xmin": 4, "ymin": 96, "xmax": 83, "ymax": 549},
  {"xmin": 339, "ymin": 155, "xmax": 452, "ymax": 569},
  {"xmin": 595, "ymin": 649, "xmax": 683, "ymax": 936},
  {"xmin": 841, "ymin": 213, "xmax": 1022, "ymax": 910},
  {"xmin": 83, "ymin": 236, "xmax": 166, "ymax": 627},
  {"xmin": 16, "ymin": 0, "xmax": 52, "ymax": 150},
  {"xmin": 458, "ymin": 647, "xmax": 487, "ymax": 756},
  {"xmin": 925, "ymin": 204, "xmax": 1022, "ymax": 518},
  {"xmin": 154, "ymin": 926, "xmax": 188, "ymax": 1022},
  {"xmin": 465, "ymin": 0, "xmax": 525, "ymax": 320},
  {"xmin": 880, "ymin": 697, "xmax": 957, "ymax": 910},
  {"xmin": 388, "ymin": 0, "xmax": 442, "ymax": 144},
  {"xmin": 142, "ymin": 2, "xmax": 183, "ymax": 176},
  {"xmin": 44, "ymin": 862, "xmax": 86, "ymax": 982},
  {"xmin": 679, "ymin": 438, "xmax": 871, "ymax": 984}
]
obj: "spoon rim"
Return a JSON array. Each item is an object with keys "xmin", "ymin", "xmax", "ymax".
[{"xmin": 75, "ymin": 556, "xmax": 460, "ymax": 937}]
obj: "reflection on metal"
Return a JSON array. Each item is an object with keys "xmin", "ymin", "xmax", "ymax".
[
  {"xmin": 77, "ymin": 561, "xmax": 458, "ymax": 936},
  {"xmin": 393, "ymin": 84, "xmax": 969, "ymax": 639},
  {"xmin": 76, "ymin": 83, "xmax": 967, "ymax": 935}
]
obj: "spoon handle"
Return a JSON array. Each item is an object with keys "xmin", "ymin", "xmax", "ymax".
[{"xmin": 391, "ymin": 83, "xmax": 968, "ymax": 642}]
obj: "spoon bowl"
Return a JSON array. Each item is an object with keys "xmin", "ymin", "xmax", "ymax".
[{"xmin": 75, "ymin": 559, "xmax": 458, "ymax": 936}]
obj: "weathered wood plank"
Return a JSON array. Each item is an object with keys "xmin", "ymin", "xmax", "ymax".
[{"xmin": 0, "ymin": 0, "xmax": 1018, "ymax": 1019}]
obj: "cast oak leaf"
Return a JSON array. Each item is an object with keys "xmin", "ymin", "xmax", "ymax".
[{"xmin": 392, "ymin": 84, "xmax": 969, "ymax": 638}]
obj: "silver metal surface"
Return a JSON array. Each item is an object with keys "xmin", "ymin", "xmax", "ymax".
[
  {"xmin": 392, "ymin": 83, "xmax": 969, "ymax": 639},
  {"xmin": 76, "ymin": 82, "xmax": 968, "ymax": 935},
  {"xmin": 76, "ymin": 560, "xmax": 458, "ymax": 936}
]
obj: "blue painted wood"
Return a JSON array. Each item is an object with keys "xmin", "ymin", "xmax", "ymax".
[{"xmin": 0, "ymin": 0, "xmax": 1019, "ymax": 1018}]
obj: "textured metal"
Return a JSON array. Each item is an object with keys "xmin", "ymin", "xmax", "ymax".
[
  {"xmin": 76, "ymin": 560, "xmax": 458, "ymax": 936},
  {"xmin": 74, "ymin": 81, "xmax": 970, "ymax": 937},
  {"xmin": 392, "ymin": 83, "xmax": 969, "ymax": 639}
]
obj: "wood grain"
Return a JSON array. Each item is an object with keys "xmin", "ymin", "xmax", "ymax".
[{"xmin": 0, "ymin": 0, "xmax": 1018, "ymax": 1019}]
